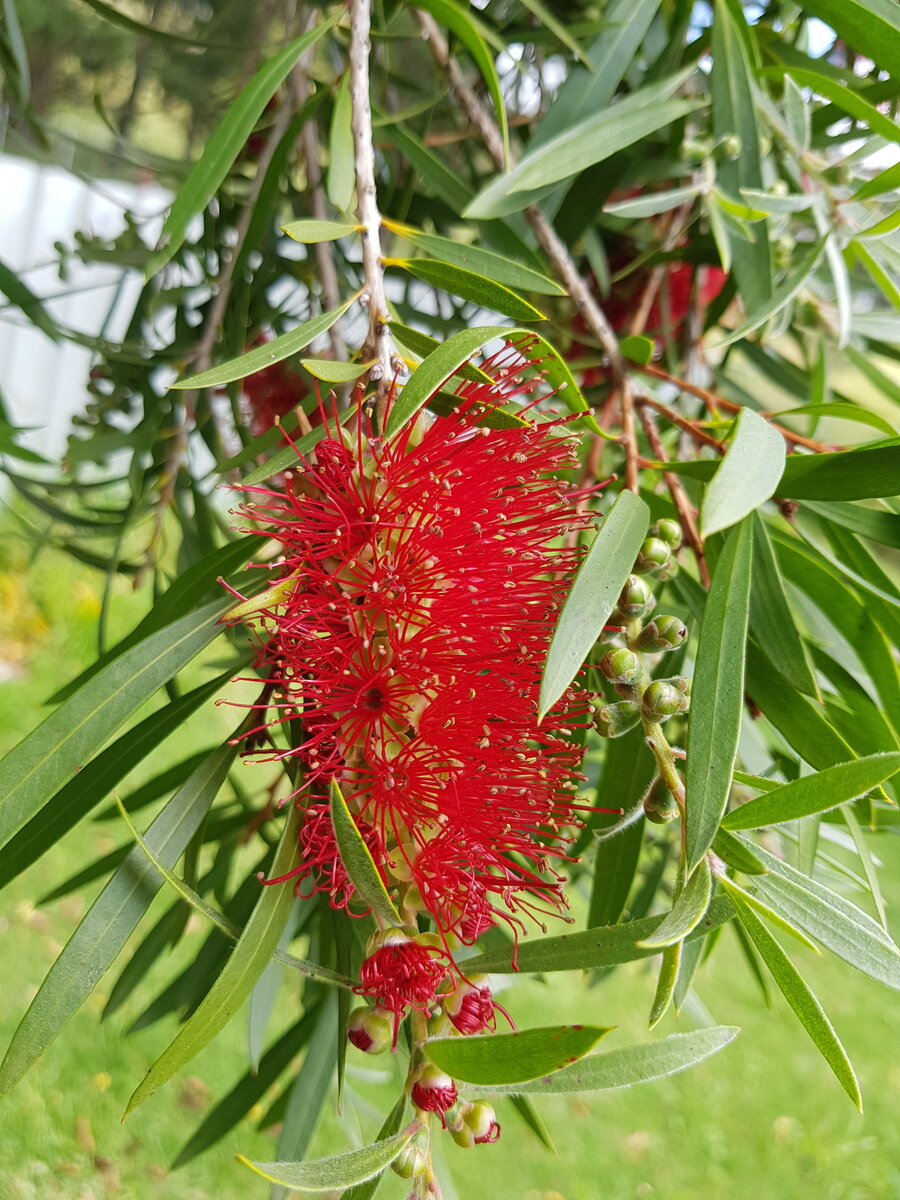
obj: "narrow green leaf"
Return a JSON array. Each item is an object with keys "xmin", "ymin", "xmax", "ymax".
[
  {"xmin": 748, "ymin": 842, "xmax": 900, "ymax": 990},
  {"xmin": 462, "ymin": 898, "xmax": 734, "ymax": 975},
  {"xmin": 723, "ymin": 754, "xmax": 900, "ymax": 830},
  {"xmin": 239, "ymin": 1133, "xmax": 414, "ymax": 1192},
  {"xmin": 272, "ymin": 1001, "xmax": 338, "ymax": 1196},
  {"xmin": 778, "ymin": 443, "xmax": 900, "ymax": 501},
  {"xmin": 171, "ymin": 296, "xmax": 357, "ymax": 390},
  {"xmin": 619, "ymin": 335, "xmax": 655, "ymax": 365},
  {"xmin": 330, "ymin": 779, "xmax": 401, "ymax": 927},
  {"xmin": 716, "ymin": 874, "xmax": 820, "ymax": 954},
  {"xmin": 126, "ymin": 801, "xmax": 304, "ymax": 1113},
  {"xmin": 392, "ymin": 258, "xmax": 546, "ymax": 321},
  {"xmin": 0, "ymin": 598, "xmax": 227, "ymax": 851},
  {"xmin": 700, "ymin": 409, "xmax": 785, "ymax": 536},
  {"xmin": 0, "ymin": 744, "xmax": 233, "ymax": 1095},
  {"xmin": 241, "ymin": 423, "xmax": 337, "ymax": 487},
  {"xmin": 413, "ymin": 0, "xmax": 509, "ymax": 165},
  {"xmin": 852, "ymin": 160, "xmax": 900, "ymax": 201},
  {"xmin": 711, "ymin": 0, "xmax": 771, "ymax": 311},
  {"xmin": 385, "ymin": 325, "xmax": 509, "ymax": 437},
  {"xmin": 341, "ymin": 1095, "xmax": 408, "ymax": 1200},
  {"xmin": 386, "ymin": 222, "xmax": 564, "ymax": 295},
  {"xmin": 738, "ymin": 188, "xmax": 813, "ymax": 214},
  {"xmin": 0, "ymin": 256, "xmax": 61, "ymax": 341},
  {"xmin": 300, "ymin": 358, "xmax": 367, "ymax": 383},
  {"xmin": 282, "ymin": 218, "xmax": 358, "ymax": 243},
  {"xmin": 730, "ymin": 892, "xmax": 862, "ymax": 1109},
  {"xmin": 638, "ymin": 860, "xmax": 713, "ymax": 949},
  {"xmin": 147, "ymin": 16, "xmax": 338, "ymax": 277},
  {"xmin": 468, "ymin": 1028, "xmax": 739, "ymax": 1096},
  {"xmin": 516, "ymin": 0, "xmax": 591, "ymax": 65},
  {"xmin": 712, "ymin": 828, "xmax": 767, "ymax": 876},
  {"xmin": 173, "ymin": 1008, "xmax": 323, "ymax": 1168},
  {"xmin": 507, "ymin": 1095, "xmax": 556, "ymax": 1153},
  {"xmin": 803, "ymin": 501, "xmax": 900, "ymax": 550},
  {"xmin": 390, "ymin": 323, "xmax": 492, "ymax": 384},
  {"xmin": 75, "ymin": 0, "xmax": 231, "ymax": 46},
  {"xmin": 604, "ymin": 185, "xmax": 703, "ymax": 219},
  {"xmin": 772, "ymin": 399, "xmax": 896, "ymax": 439},
  {"xmin": 466, "ymin": 76, "xmax": 702, "ymax": 214},
  {"xmin": 841, "ymin": 803, "xmax": 888, "ymax": 930},
  {"xmin": 326, "ymin": 73, "xmax": 355, "ymax": 214},
  {"xmin": 539, "ymin": 490, "xmax": 650, "ymax": 718},
  {"xmin": 426, "ymin": 1026, "xmax": 612, "ymax": 1086},
  {"xmin": 750, "ymin": 514, "xmax": 818, "ymax": 698},
  {"xmin": 781, "ymin": 66, "xmax": 900, "ymax": 144},
  {"xmin": 684, "ymin": 520, "xmax": 754, "ymax": 873},
  {"xmin": 648, "ymin": 942, "xmax": 681, "ymax": 1029},
  {"xmin": 0, "ymin": 670, "xmax": 231, "ymax": 887}
]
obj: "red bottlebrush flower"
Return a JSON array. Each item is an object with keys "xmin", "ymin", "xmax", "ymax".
[
  {"xmin": 411, "ymin": 1065, "xmax": 458, "ymax": 1122},
  {"xmin": 228, "ymin": 348, "xmax": 598, "ymax": 945},
  {"xmin": 356, "ymin": 934, "xmax": 450, "ymax": 1040}
]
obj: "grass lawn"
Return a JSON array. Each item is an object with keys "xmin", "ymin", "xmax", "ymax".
[{"xmin": 2, "ymin": 542, "xmax": 899, "ymax": 1200}]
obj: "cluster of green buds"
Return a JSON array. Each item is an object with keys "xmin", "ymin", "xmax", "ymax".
[{"xmin": 589, "ymin": 521, "xmax": 692, "ymax": 821}]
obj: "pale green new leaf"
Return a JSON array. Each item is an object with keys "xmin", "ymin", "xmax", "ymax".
[
  {"xmin": 700, "ymin": 408, "xmax": 785, "ymax": 535},
  {"xmin": 638, "ymin": 859, "xmax": 713, "ymax": 949}
]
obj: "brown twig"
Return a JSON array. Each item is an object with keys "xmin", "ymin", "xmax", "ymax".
[
  {"xmin": 350, "ymin": 0, "xmax": 394, "ymax": 424},
  {"xmin": 638, "ymin": 406, "xmax": 710, "ymax": 588},
  {"xmin": 633, "ymin": 390, "xmax": 725, "ymax": 452},
  {"xmin": 414, "ymin": 9, "xmax": 640, "ymax": 492},
  {"xmin": 634, "ymin": 361, "xmax": 839, "ymax": 453}
]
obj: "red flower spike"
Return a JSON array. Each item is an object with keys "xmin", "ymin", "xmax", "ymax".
[{"xmin": 229, "ymin": 351, "xmax": 602, "ymax": 944}]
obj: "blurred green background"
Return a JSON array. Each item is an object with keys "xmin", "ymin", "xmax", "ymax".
[{"xmin": 1, "ymin": 539, "xmax": 898, "ymax": 1200}]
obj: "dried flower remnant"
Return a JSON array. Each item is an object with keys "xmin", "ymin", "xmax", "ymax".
[{"xmin": 226, "ymin": 354, "xmax": 602, "ymax": 1023}]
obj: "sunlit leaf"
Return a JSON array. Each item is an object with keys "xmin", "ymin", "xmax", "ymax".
[
  {"xmin": 238, "ymin": 1133, "xmax": 414, "ymax": 1191},
  {"xmin": 426, "ymin": 1026, "xmax": 612, "ymax": 1085},
  {"xmin": 700, "ymin": 408, "xmax": 785, "ymax": 536}
]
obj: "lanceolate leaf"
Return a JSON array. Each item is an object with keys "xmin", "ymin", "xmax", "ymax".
[
  {"xmin": 716, "ymin": 874, "xmax": 820, "ymax": 953},
  {"xmin": 391, "ymin": 257, "xmax": 546, "ymax": 322},
  {"xmin": 684, "ymin": 519, "xmax": 754, "ymax": 873},
  {"xmin": 170, "ymin": 296, "xmax": 357, "ymax": 390},
  {"xmin": 341, "ymin": 1095, "xmax": 408, "ymax": 1200},
  {"xmin": 722, "ymin": 754, "xmax": 900, "ymax": 830},
  {"xmin": 730, "ymin": 892, "xmax": 862, "ymax": 1110},
  {"xmin": 126, "ymin": 801, "xmax": 303, "ymax": 1113},
  {"xmin": 468, "ymin": 1028, "xmax": 739, "ymax": 1096},
  {"xmin": 330, "ymin": 779, "xmax": 401, "ymax": 927},
  {"xmin": 798, "ymin": 0, "xmax": 900, "ymax": 81},
  {"xmin": 648, "ymin": 942, "xmax": 681, "ymax": 1029},
  {"xmin": 540, "ymin": 491, "xmax": 650, "ymax": 717},
  {"xmin": 781, "ymin": 67, "xmax": 900, "ymax": 145},
  {"xmin": 282, "ymin": 218, "xmax": 359, "ymax": 242},
  {"xmin": 463, "ymin": 897, "xmax": 733, "ymax": 975},
  {"xmin": 425, "ymin": 1026, "xmax": 612, "ymax": 1086},
  {"xmin": 747, "ymin": 842, "xmax": 900, "ymax": 991},
  {"xmin": 0, "ymin": 598, "xmax": 228, "ymax": 852},
  {"xmin": 238, "ymin": 1133, "xmax": 414, "ymax": 1191},
  {"xmin": 0, "ymin": 670, "xmax": 233, "ymax": 886},
  {"xmin": 390, "ymin": 323, "xmax": 492, "ymax": 384},
  {"xmin": 384, "ymin": 221, "xmax": 564, "ymax": 295},
  {"xmin": 638, "ymin": 859, "xmax": 713, "ymax": 949},
  {"xmin": 749, "ymin": 514, "xmax": 818, "ymax": 698},
  {"xmin": 700, "ymin": 408, "xmax": 785, "ymax": 536},
  {"xmin": 0, "ymin": 743, "xmax": 234, "ymax": 1096},
  {"xmin": 147, "ymin": 16, "xmax": 338, "ymax": 277}
]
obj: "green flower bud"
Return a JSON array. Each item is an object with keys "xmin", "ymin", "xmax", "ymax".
[
  {"xmin": 347, "ymin": 1005, "xmax": 393, "ymax": 1054},
  {"xmin": 641, "ymin": 679, "xmax": 688, "ymax": 722},
  {"xmin": 642, "ymin": 776, "xmax": 680, "ymax": 824},
  {"xmin": 654, "ymin": 559, "xmax": 680, "ymax": 582},
  {"xmin": 591, "ymin": 699, "xmax": 641, "ymax": 738},
  {"xmin": 720, "ymin": 133, "xmax": 742, "ymax": 159},
  {"xmin": 391, "ymin": 1132, "xmax": 429, "ymax": 1179},
  {"xmin": 653, "ymin": 519, "xmax": 682, "ymax": 547},
  {"xmin": 634, "ymin": 537, "xmax": 671, "ymax": 575},
  {"xmin": 599, "ymin": 647, "xmax": 641, "ymax": 685},
  {"xmin": 616, "ymin": 575, "xmax": 654, "ymax": 616},
  {"xmin": 635, "ymin": 615, "xmax": 688, "ymax": 654}
]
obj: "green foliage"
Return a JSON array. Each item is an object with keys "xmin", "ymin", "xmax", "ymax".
[{"xmin": 2, "ymin": 0, "xmax": 900, "ymax": 1190}]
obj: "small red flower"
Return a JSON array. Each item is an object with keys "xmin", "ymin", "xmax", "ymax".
[
  {"xmin": 356, "ymin": 934, "xmax": 450, "ymax": 1042},
  {"xmin": 444, "ymin": 979, "xmax": 498, "ymax": 1035},
  {"xmin": 411, "ymin": 1065, "xmax": 458, "ymax": 1123}
]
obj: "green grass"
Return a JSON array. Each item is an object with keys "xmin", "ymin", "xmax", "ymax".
[{"xmin": 2, "ymin": 542, "xmax": 899, "ymax": 1200}]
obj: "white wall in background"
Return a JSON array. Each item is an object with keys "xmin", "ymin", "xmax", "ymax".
[{"xmin": 0, "ymin": 154, "xmax": 169, "ymax": 456}]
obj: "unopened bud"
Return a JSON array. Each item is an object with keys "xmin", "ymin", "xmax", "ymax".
[
  {"xmin": 444, "ymin": 976, "xmax": 495, "ymax": 1034},
  {"xmin": 616, "ymin": 575, "xmax": 654, "ymax": 616},
  {"xmin": 591, "ymin": 699, "xmax": 641, "ymax": 738},
  {"xmin": 634, "ymin": 537, "xmax": 670, "ymax": 575},
  {"xmin": 391, "ymin": 1128, "xmax": 430, "ymax": 1178},
  {"xmin": 599, "ymin": 647, "xmax": 641, "ymax": 686},
  {"xmin": 347, "ymin": 1006, "xmax": 393, "ymax": 1054},
  {"xmin": 641, "ymin": 679, "xmax": 689, "ymax": 722},
  {"xmin": 450, "ymin": 1100, "xmax": 501, "ymax": 1147},
  {"xmin": 642, "ymin": 775, "xmax": 680, "ymax": 824},
  {"xmin": 720, "ymin": 133, "xmax": 742, "ymax": 159},
  {"xmin": 653, "ymin": 519, "xmax": 682, "ymax": 547},
  {"xmin": 635, "ymin": 615, "xmax": 688, "ymax": 653}
]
